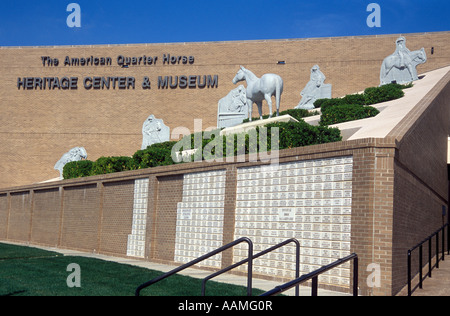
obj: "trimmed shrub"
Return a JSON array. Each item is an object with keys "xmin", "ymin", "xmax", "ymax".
[
  {"xmin": 62, "ymin": 81, "xmax": 415, "ymax": 179},
  {"xmin": 341, "ymin": 93, "xmax": 366, "ymax": 106},
  {"xmin": 314, "ymin": 83, "xmax": 413, "ymax": 126},
  {"xmin": 316, "ymin": 98, "xmax": 346, "ymax": 112},
  {"xmin": 90, "ymin": 156, "xmax": 135, "ymax": 175},
  {"xmin": 265, "ymin": 120, "xmax": 342, "ymax": 149},
  {"xmin": 141, "ymin": 140, "xmax": 178, "ymax": 152},
  {"xmin": 63, "ymin": 160, "xmax": 94, "ymax": 179},
  {"xmin": 315, "ymin": 82, "xmax": 411, "ymax": 111},
  {"xmin": 222, "ymin": 131, "xmax": 253, "ymax": 157},
  {"xmin": 132, "ymin": 141, "xmax": 177, "ymax": 169},
  {"xmin": 172, "ymin": 130, "xmax": 221, "ymax": 162},
  {"xmin": 63, "ymin": 118, "xmax": 345, "ymax": 178},
  {"xmin": 313, "ymin": 98, "xmax": 328, "ymax": 109},
  {"xmin": 171, "ymin": 121, "xmax": 342, "ymax": 163},
  {"xmin": 320, "ymin": 104, "xmax": 380, "ymax": 126},
  {"xmin": 315, "ymin": 93, "xmax": 368, "ymax": 112},
  {"xmin": 279, "ymin": 108, "xmax": 320, "ymax": 120},
  {"xmin": 364, "ymin": 84, "xmax": 404, "ymax": 105}
]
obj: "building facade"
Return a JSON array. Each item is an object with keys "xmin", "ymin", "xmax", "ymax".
[
  {"xmin": 0, "ymin": 32, "xmax": 449, "ymax": 296},
  {"xmin": 0, "ymin": 31, "xmax": 449, "ymax": 188}
]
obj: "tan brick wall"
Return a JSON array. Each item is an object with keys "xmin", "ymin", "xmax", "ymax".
[
  {"xmin": 392, "ymin": 165, "xmax": 445, "ymax": 294},
  {"xmin": 221, "ymin": 166, "xmax": 238, "ymax": 269},
  {"xmin": 7, "ymin": 191, "xmax": 32, "ymax": 242},
  {"xmin": 30, "ymin": 188, "xmax": 62, "ymax": 247},
  {"xmin": 151, "ymin": 174, "xmax": 184, "ymax": 262},
  {"xmin": 0, "ymin": 32, "xmax": 449, "ymax": 189},
  {"xmin": 59, "ymin": 184, "xmax": 100, "ymax": 252},
  {"xmin": 0, "ymin": 194, "xmax": 8, "ymax": 239},
  {"xmin": 390, "ymin": 71, "xmax": 450, "ymax": 295},
  {"xmin": 99, "ymin": 180, "xmax": 134, "ymax": 257}
]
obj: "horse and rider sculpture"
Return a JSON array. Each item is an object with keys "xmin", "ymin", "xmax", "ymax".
[{"xmin": 380, "ymin": 36, "xmax": 427, "ymax": 85}]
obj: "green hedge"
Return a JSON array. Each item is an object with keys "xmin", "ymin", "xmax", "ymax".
[
  {"xmin": 90, "ymin": 156, "xmax": 135, "ymax": 175},
  {"xmin": 63, "ymin": 160, "xmax": 94, "ymax": 179},
  {"xmin": 314, "ymin": 82, "xmax": 411, "ymax": 110},
  {"xmin": 173, "ymin": 121, "xmax": 341, "ymax": 161},
  {"xmin": 363, "ymin": 84, "xmax": 405, "ymax": 105},
  {"xmin": 314, "ymin": 83, "xmax": 411, "ymax": 126},
  {"xmin": 265, "ymin": 121, "xmax": 342, "ymax": 149},
  {"xmin": 319, "ymin": 104, "xmax": 380, "ymax": 126},
  {"xmin": 63, "ymin": 120, "xmax": 342, "ymax": 179},
  {"xmin": 174, "ymin": 129, "xmax": 260, "ymax": 162},
  {"xmin": 63, "ymin": 156, "xmax": 134, "ymax": 178},
  {"xmin": 132, "ymin": 141, "xmax": 177, "ymax": 169}
]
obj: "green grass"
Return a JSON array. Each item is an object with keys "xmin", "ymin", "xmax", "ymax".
[{"xmin": 0, "ymin": 243, "xmax": 264, "ymax": 296}]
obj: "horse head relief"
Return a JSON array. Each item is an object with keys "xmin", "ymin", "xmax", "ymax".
[
  {"xmin": 233, "ymin": 66, "xmax": 284, "ymax": 121},
  {"xmin": 217, "ymin": 85, "xmax": 249, "ymax": 129},
  {"xmin": 380, "ymin": 36, "xmax": 427, "ymax": 85},
  {"xmin": 54, "ymin": 147, "xmax": 88, "ymax": 179}
]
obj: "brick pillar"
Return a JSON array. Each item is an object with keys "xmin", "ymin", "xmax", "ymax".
[{"xmin": 221, "ymin": 165, "xmax": 238, "ymax": 268}]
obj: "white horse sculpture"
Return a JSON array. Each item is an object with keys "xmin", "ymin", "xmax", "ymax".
[{"xmin": 232, "ymin": 66, "xmax": 283, "ymax": 121}]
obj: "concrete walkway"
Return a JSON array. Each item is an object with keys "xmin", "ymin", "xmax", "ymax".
[{"xmin": 397, "ymin": 253, "xmax": 450, "ymax": 296}]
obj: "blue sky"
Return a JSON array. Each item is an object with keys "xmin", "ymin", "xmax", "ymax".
[{"xmin": 0, "ymin": 0, "xmax": 449, "ymax": 46}]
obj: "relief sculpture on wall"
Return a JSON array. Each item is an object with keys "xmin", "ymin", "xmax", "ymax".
[
  {"xmin": 217, "ymin": 84, "xmax": 248, "ymax": 128},
  {"xmin": 54, "ymin": 147, "xmax": 88, "ymax": 179},
  {"xmin": 141, "ymin": 115, "xmax": 170, "ymax": 149},
  {"xmin": 296, "ymin": 65, "xmax": 332, "ymax": 110},
  {"xmin": 380, "ymin": 36, "xmax": 427, "ymax": 85}
]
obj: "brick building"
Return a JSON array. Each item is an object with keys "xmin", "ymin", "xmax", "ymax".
[
  {"xmin": 0, "ymin": 31, "xmax": 449, "ymax": 295},
  {"xmin": 0, "ymin": 31, "xmax": 448, "ymax": 187}
]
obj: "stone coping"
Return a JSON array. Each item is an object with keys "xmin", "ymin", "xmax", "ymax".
[{"xmin": 220, "ymin": 114, "xmax": 298, "ymax": 136}]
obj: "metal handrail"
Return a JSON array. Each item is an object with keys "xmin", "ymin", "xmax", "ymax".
[
  {"xmin": 407, "ymin": 223, "xmax": 449, "ymax": 296},
  {"xmin": 201, "ymin": 238, "xmax": 300, "ymax": 296},
  {"xmin": 260, "ymin": 253, "xmax": 359, "ymax": 296},
  {"xmin": 135, "ymin": 237, "xmax": 253, "ymax": 296}
]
